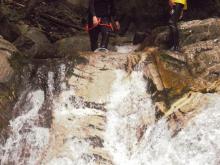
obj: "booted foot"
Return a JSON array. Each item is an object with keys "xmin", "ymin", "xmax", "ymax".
[
  {"xmin": 170, "ymin": 46, "xmax": 182, "ymax": 53},
  {"xmin": 94, "ymin": 48, "xmax": 109, "ymax": 53}
]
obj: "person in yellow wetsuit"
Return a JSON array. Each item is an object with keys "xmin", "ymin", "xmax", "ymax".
[{"xmin": 168, "ymin": 0, "xmax": 187, "ymax": 51}]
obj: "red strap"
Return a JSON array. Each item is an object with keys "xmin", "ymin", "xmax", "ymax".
[{"xmin": 85, "ymin": 18, "xmax": 113, "ymax": 32}]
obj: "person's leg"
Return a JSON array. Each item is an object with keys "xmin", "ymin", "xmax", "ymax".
[
  {"xmin": 100, "ymin": 18, "xmax": 111, "ymax": 49},
  {"xmin": 100, "ymin": 28, "xmax": 110, "ymax": 49},
  {"xmin": 169, "ymin": 3, "xmax": 184, "ymax": 51},
  {"xmin": 89, "ymin": 27, "xmax": 100, "ymax": 51}
]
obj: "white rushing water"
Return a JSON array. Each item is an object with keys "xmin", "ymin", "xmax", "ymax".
[
  {"xmin": 0, "ymin": 90, "xmax": 50, "ymax": 165},
  {"xmin": 104, "ymin": 70, "xmax": 155, "ymax": 165},
  {"xmin": 115, "ymin": 44, "xmax": 139, "ymax": 54},
  {"xmin": 1, "ymin": 62, "xmax": 220, "ymax": 165},
  {"xmin": 104, "ymin": 70, "xmax": 220, "ymax": 165},
  {"xmin": 45, "ymin": 89, "xmax": 98, "ymax": 165},
  {"xmin": 45, "ymin": 69, "xmax": 220, "ymax": 165}
]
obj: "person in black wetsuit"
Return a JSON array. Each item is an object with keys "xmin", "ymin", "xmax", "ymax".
[
  {"xmin": 88, "ymin": 0, "xmax": 120, "ymax": 51},
  {"xmin": 168, "ymin": 0, "xmax": 187, "ymax": 51}
]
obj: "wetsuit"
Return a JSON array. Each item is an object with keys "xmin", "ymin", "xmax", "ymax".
[
  {"xmin": 169, "ymin": 0, "xmax": 187, "ymax": 51},
  {"xmin": 88, "ymin": 0, "xmax": 118, "ymax": 51}
]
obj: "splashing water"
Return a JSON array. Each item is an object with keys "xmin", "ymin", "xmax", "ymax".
[
  {"xmin": 0, "ymin": 90, "xmax": 50, "ymax": 165},
  {"xmin": 136, "ymin": 94, "xmax": 220, "ymax": 165},
  {"xmin": 104, "ymin": 70, "xmax": 220, "ymax": 165},
  {"xmin": 1, "ymin": 59, "xmax": 220, "ymax": 165},
  {"xmin": 115, "ymin": 45, "xmax": 139, "ymax": 54},
  {"xmin": 43, "ymin": 88, "xmax": 101, "ymax": 165},
  {"xmin": 104, "ymin": 70, "xmax": 155, "ymax": 165}
]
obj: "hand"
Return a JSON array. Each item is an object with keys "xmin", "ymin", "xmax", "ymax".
[
  {"xmin": 169, "ymin": 0, "xmax": 174, "ymax": 8},
  {"xmin": 93, "ymin": 16, "xmax": 99, "ymax": 26},
  {"xmin": 115, "ymin": 21, "xmax": 120, "ymax": 30}
]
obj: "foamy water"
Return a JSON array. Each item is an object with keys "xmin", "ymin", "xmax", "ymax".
[
  {"xmin": 104, "ymin": 70, "xmax": 155, "ymax": 165},
  {"xmin": 1, "ymin": 60, "xmax": 220, "ymax": 165},
  {"xmin": 0, "ymin": 90, "xmax": 50, "ymax": 165},
  {"xmin": 115, "ymin": 44, "xmax": 139, "ymax": 54},
  {"xmin": 104, "ymin": 70, "xmax": 220, "ymax": 165}
]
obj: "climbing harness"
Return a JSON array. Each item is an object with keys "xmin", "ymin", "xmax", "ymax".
[{"xmin": 85, "ymin": 18, "xmax": 113, "ymax": 32}]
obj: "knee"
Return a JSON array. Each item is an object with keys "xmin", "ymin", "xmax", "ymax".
[
  {"xmin": 102, "ymin": 30, "xmax": 110, "ymax": 36},
  {"xmin": 169, "ymin": 19, "xmax": 177, "ymax": 30},
  {"xmin": 169, "ymin": 18, "xmax": 176, "ymax": 26}
]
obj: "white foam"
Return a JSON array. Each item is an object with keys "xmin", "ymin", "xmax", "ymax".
[
  {"xmin": 43, "ymin": 88, "xmax": 98, "ymax": 165},
  {"xmin": 104, "ymin": 73, "xmax": 220, "ymax": 165},
  {"xmin": 0, "ymin": 90, "xmax": 50, "ymax": 165},
  {"xmin": 2, "ymin": 63, "xmax": 220, "ymax": 165},
  {"xmin": 59, "ymin": 64, "xmax": 67, "ymax": 90},
  {"xmin": 105, "ymin": 70, "xmax": 155, "ymax": 165},
  {"xmin": 46, "ymin": 138, "xmax": 95, "ymax": 165},
  {"xmin": 115, "ymin": 45, "xmax": 139, "ymax": 54},
  {"xmin": 48, "ymin": 71, "xmax": 55, "ymax": 97}
]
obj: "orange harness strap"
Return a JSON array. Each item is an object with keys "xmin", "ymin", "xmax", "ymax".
[{"xmin": 85, "ymin": 18, "xmax": 113, "ymax": 32}]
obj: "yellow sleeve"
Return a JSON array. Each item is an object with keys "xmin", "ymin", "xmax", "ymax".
[{"xmin": 173, "ymin": 0, "xmax": 187, "ymax": 10}]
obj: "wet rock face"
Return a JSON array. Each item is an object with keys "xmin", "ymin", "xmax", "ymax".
[
  {"xmin": 68, "ymin": 51, "xmax": 129, "ymax": 103},
  {"xmin": 139, "ymin": 18, "xmax": 220, "ymax": 94},
  {"xmin": 127, "ymin": 18, "xmax": 220, "ymax": 120}
]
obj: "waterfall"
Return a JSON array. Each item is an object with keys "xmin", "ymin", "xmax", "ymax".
[
  {"xmin": 105, "ymin": 80, "xmax": 220, "ymax": 165},
  {"xmin": 1, "ymin": 51, "xmax": 220, "ymax": 165},
  {"xmin": 0, "ymin": 90, "xmax": 50, "ymax": 165},
  {"xmin": 104, "ymin": 70, "xmax": 155, "ymax": 165}
]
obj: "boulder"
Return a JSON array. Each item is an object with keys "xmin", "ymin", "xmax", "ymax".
[
  {"xmin": 14, "ymin": 28, "xmax": 55, "ymax": 58},
  {"xmin": 0, "ymin": 37, "xmax": 17, "ymax": 83},
  {"xmin": 180, "ymin": 19, "xmax": 220, "ymax": 46},
  {"xmin": 54, "ymin": 34, "xmax": 90, "ymax": 57},
  {"xmin": 0, "ymin": 11, "xmax": 21, "ymax": 42},
  {"xmin": 0, "ymin": 37, "xmax": 18, "ymax": 131},
  {"xmin": 0, "ymin": 50, "xmax": 14, "ymax": 83}
]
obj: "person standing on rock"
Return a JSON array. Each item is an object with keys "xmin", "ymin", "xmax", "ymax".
[
  {"xmin": 87, "ymin": 0, "xmax": 120, "ymax": 52},
  {"xmin": 168, "ymin": 0, "xmax": 187, "ymax": 51}
]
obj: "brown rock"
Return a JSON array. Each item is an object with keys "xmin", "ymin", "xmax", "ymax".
[
  {"xmin": 0, "ymin": 50, "xmax": 14, "ymax": 83},
  {"xmin": 0, "ymin": 37, "xmax": 17, "ymax": 83},
  {"xmin": 14, "ymin": 28, "xmax": 55, "ymax": 58}
]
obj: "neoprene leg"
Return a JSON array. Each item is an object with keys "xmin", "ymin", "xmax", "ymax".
[
  {"xmin": 100, "ymin": 27, "xmax": 110, "ymax": 49},
  {"xmin": 100, "ymin": 17, "xmax": 111, "ymax": 49},
  {"xmin": 89, "ymin": 27, "xmax": 100, "ymax": 51},
  {"xmin": 169, "ymin": 3, "xmax": 184, "ymax": 50}
]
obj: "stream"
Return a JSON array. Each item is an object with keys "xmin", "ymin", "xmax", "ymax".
[{"xmin": 0, "ymin": 46, "xmax": 220, "ymax": 165}]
